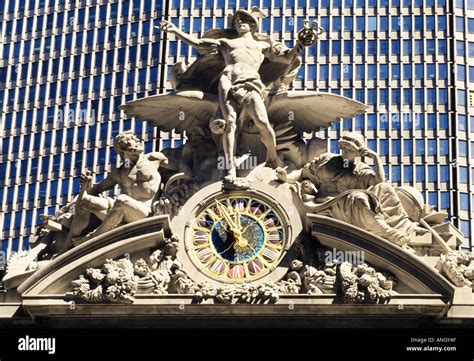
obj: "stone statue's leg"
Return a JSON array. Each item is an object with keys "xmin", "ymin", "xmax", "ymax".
[
  {"xmin": 69, "ymin": 194, "xmax": 111, "ymax": 237},
  {"xmin": 246, "ymin": 93, "xmax": 282, "ymax": 168},
  {"xmin": 89, "ymin": 194, "xmax": 150, "ymax": 238},
  {"xmin": 329, "ymin": 191, "xmax": 410, "ymax": 247},
  {"xmin": 218, "ymin": 75, "xmax": 238, "ymax": 180}
]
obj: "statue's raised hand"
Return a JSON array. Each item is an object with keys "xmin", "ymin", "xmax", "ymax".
[
  {"xmin": 159, "ymin": 19, "xmax": 178, "ymax": 33},
  {"xmin": 359, "ymin": 147, "xmax": 378, "ymax": 159},
  {"xmin": 79, "ymin": 171, "xmax": 93, "ymax": 192}
]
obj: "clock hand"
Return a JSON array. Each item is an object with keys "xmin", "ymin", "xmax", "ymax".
[
  {"xmin": 215, "ymin": 199, "xmax": 237, "ymax": 230},
  {"xmin": 235, "ymin": 209, "xmax": 241, "ymax": 230}
]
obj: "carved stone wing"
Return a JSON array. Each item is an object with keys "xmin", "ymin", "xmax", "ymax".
[
  {"xmin": 120, "ymin": 91, "xmax": 219, "ymax": 132},
  {"xmin": 267, "ymin": 91, "xmax": 369, "ymax": 133}
]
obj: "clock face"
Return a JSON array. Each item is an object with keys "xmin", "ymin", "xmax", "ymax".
[{"xmin": 187, "ymin": 195, "xmax": 287, "ymax": 283}]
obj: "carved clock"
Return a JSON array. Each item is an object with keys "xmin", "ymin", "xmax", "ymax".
[{"xmin": 173, "ymin": 182, "xmax": 302, "ymax": 285}]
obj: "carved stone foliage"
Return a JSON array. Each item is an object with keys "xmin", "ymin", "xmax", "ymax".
[
  {"xmin": 66, "ymin": 258, "xmax": 138, "ymax": 304},
  {"xmin": 135, "ymin": 235, "xmax": 181, "ymax": 294},
  {"xmin": 338, "ymin": 262, "xmax": 396, "ymax": 304},
  {"xmin": 173, "ymin": 248, "xmax": 396, "ymax": 304},
  {"xmin": 192, "ymin": 282, "xmax": 283, "ymax": 304},
  {"xmin": 66, "ymin": 235, "xmax": 182, "ymax": 303},
  {"xmin": 436, "ymin": 251, "xmax": 474, "ymax": 288}
]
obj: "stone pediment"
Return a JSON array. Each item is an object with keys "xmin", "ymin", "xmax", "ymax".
[
  {"xmin": 18, "ymin": 215, "xmax": 171, "ymax": 297},
  {"xmin": 307, "ymin": 215, "xmax": 455, "ymax": 296},
  {"xmin": 6, "ymin": 189, "xmax": 472, "ymax": 327}
]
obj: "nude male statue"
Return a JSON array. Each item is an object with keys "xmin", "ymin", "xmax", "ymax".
[
  {"xmin": 160, "ymin": 8, "xmax": 316, "ymax": 182},
  {"xmin": 70, "ymin": 131, "xmax": 168, "ymax": 246}
]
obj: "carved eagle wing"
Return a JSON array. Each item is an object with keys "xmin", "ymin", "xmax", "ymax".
[
  {"xmin": 267, "ymin": 91, "xmax": 368, "ymax": 133},
  {"xmin": 120, "ymin": 91, "xmax": 219, "ymax": 133}
]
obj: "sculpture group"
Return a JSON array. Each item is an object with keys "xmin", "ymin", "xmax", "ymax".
[{"xmin": 3, "ymin": 7, "xmax": 474, "ymax": 301}]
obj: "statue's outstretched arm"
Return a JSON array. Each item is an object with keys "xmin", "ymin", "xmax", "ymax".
[
  {"xmin": 275, "ymin": 167, "xmax": 303, "ymax": 184},
  {"xmin": 158, "ymin": 20, "xmax": 220, "ymax": 53}
]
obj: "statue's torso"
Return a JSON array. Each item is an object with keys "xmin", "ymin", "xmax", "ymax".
[
  {"xmin": 220, "ymin": 37, "xmax": 266, "ymax": 72},
  {"xmin": 118, "ymin": 155, "xmax": 161, "ymax": 203},
  {"xmin": 307, "ymin": 155, "xmax": 362, "ymax": 199}
]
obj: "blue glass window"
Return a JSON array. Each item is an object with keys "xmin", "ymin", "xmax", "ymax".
[
  {"xmin": 320, "ymin": 41, "xmax": 329, "ymax": 55},
  {"xmin": 368, "ymin": 41, "xmax": 376, "ymax": 55},
  {"xmin": 343, "ymin": 64, "xmax": 352, "ymax": 79},
  {"xmin": 392, "ymin": 139, "xmax": 401, "ymax": 156},
  {"xmin": 344, "ymin": 17, "xmax": 353, "ymax": 31},
  {"xmin": 415, "ymin": 40, "xmax": 423, "ymax": 54},
  {"xmin": 392, "ymin": 89, "xmax": 400, "ymax": 104},
  {"xmin": 403, "ymin": 89, "xmax": 412, "ymax": 105},
  {"xmin": 380, "ymin": 64, "xmax": 388, "ymax": 79},
  {"xmin": 403, "ymin": 40, "xmax": 411, "ymax": 55},
  {"xmin": 391, "ymin": 16, "xmax": 400, "ymax": 31},
  {"xmin": 459, "ymin": 140, "xmax": 468, "ymax": 156},
  {"xmin": 426, "ymin": 64, "xmax": 436, "ymax": 79},
  {"xmin": 458, "ymin": 65, "xmax": 466, "ymax": 81},
  {"xmin": 320, "ymin": 65, "xmax": 328, "ymax": 80},
  {"xmin": 367, "ymin": 114, "xmax": 376, "ymax": 129},
  {"xmin": 392, "ymin": 166, "xmax": 401, "ymax": 182},
  {"xmin": 469, "ymin": 19, "xmax": 474, "ymax": 33},
  {"xmin": 457, "ymin": 40, "xmax": 465, "ymax": 56},
  {"xmin": 368, "ymin": 17, "xmax": 376, "ymax": 31},
  {"xmin": 403, "ymin": 64, "xmax": 412, "ymax": 79},
  {"xmin": 438, "ymin": 40, "xmax": 447, "ymax": 55},
  {"xmin": 427, "ymin": 114, "xmax": 436, "ymax": 129},
  {"xmin": 404, "ymin": 165, "xmax": 413, "ymax": 182},
  {"xmin": 438, "ymin": 16, "xmax": 446, "ymax": 31},
  {"xmin": 461, "ymin": 193, "xmax": 469, "ymax": 210},
  {"xmin": 391, "ymin": 40, "xmax": 400, "ymax": 55},
  {"xmin": 460, "ymin": 167, "xmax": 469, "ymax": 184},
  {"xmin": 426, "ymin": 40, "xmax": 435, "ymax": 54},
  {"xmin": 438, "ymin": 64, "xmax": 447, "ymax": 79},
  {"xmin": 426, "ymin": 16, "xmax": 435, "ymax": 31},
  {"xmin": 458, "ymin": 89, "xmax": 467, "ymax": 106},
  {"xmin": 368, "ymin": 64, "xmax": 376, "ymax": 79},
  {"xmin": 392, "ymin": 64, "xmax": 400, "ymax": 79},
  {"xmin": 427, "ymin": 89, "xmax": 436, "ymax": 104},
  {"xmin": 457, "ymin": 16, "xmax": 465, "ymax": 32},
  {"xmin": 415, "ymin": 89, "xmax": 424, "ymax": 104},
  {"xmin": 469, "ymin": 42, "xmax": 474, "ymax": 57},
  {"xmin": 344, "ymin": 40, "xmax": 352, "ymax": 55},
  {"xmin": 440, "ymin": 192, "xmax": 449, "ymax": 209},
  {"xmin": 439, "ymin": 139, "xmax": 448, "ymax": 155},
  {"xmin": 416, "ymin": 166, "xmax": 425, "ymax": 182},
  {"xmin": 331, "ymin": 65, "xmax": 340, "ymax": 80},
  {"xmin": 333, "ymin": 17, "xmax": 341, "ymax": 31},
  {"xmin": 428, "ymin": 139, "xmax": 437, "ymax": 155},
  {"xmin": 403, "ymin": 17, "xmax": 411, "ymax": 31},
  {"xmin": 356, "ymin": 64, "xmax": 364, "ymax": 79},
  {"xmin": 356, "ymin": 40, "xmax": 364, "ymax": 55},
  {"xmin": 415, "ymin": 64, "xmax": 423, "ymax": 79},
  {"xmin": 367, "ymin": 89, "xmax": 376, "ymax": 104},
  {"xmin": 414, "ymin": 16, "xmax": 423, "ymax": 31}
]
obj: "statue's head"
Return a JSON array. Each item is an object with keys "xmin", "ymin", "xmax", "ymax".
[
  {"xmin": 232, "ymin": 7, "xmax": 265, "ymax": 34},
  {"xmin": 338, "ymin": 132, "xmax": 366, "ymax": 161},
  {"xmin": 114, "ymin": 131, "xmax": 144, "ymax": 157}
]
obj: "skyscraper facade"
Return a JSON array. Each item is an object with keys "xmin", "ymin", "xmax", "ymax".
[{"xmin": 1, "ymin": 0, "xmax": 473, "ymax": 259}]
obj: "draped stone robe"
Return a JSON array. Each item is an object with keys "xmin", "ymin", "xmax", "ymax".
[{"xmin": 300, "ymin": 153, "xmax": 416, "ymax": 247}]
